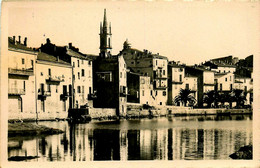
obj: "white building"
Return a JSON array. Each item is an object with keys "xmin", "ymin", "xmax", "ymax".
[
  {"xmin": 8, "ymin": 36, "xmax": 37, "ymax": 120},
  {"xmin": 36, "ymin": 52, "xmax": 72, "ymax": 120},
  {"xmin": 67, "ymin": 45, "xmax": 93, "ymax": 108}
]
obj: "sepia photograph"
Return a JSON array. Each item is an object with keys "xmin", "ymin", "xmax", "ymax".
[{"xmin": 1, "ymin": 0, "xmax": 259, "ymax": 167}]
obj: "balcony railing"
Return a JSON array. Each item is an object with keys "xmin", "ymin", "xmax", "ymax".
[
  {"xmin": 88, "ymin": 93, "xmax": 97, "ymax": 100},
  {"xmin": 60, "ymin": 92, "xmax": 70, "ymax": 101},
  {"xmin": 38, "ymin": 90, "xmax": 51, "ymax": 100},
  {"xmin": 155, "ymin": 73, "xmax": 167, "ymax": 79},
  {"xmin": 46, "ymin": 75, "xmax": 64, "ymax": 82},
  {"xmin": 38, "ymin": 91, "xmax": 51, "ymax": 96},
  {"xmin": 8, "ymin": 68, "xmax": 34, "ymax": 76},
  {"xmin": 8, "ymin": 88, "xmax": 25, "ymax": 95},
  {"xmin": 154, "ymin": 81, "xmax": 167, "ymax": 90}
]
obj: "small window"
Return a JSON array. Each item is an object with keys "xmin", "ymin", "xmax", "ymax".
[
  {"xmin": 88, "ymin": 61, "xmax": 91, "ymax": 65},
  {"xmin": 186, "ymin": 84, "xmax": 189, "ymax": 90},
  {"xmin": 23, "ymin": 81, "xmax": 26, "ymax": 91},
  {"xmin": 82, "ymin": 60, "xmax": 84, "ymax": 64},
  {"xmin": 131, "ymin": 62, "xmax": 134, "ymax": 64},
  {"xmin": 179, "ymin": 75, "xmax": 182, "ymax": 82},
  {"xmin": 77, "ymin": 60, "xmax": 80, "ymax": 67},
  {"xmin": 163, "ymin": 70, "xmax": 165, "ymax": 75},
  {"xmin": 41, "ymin": 72, "xmax": 43, "ymax": 76},
  {"xmin": 120, "ymin": 72, "xmax": 122, "ymax": 78},
  {"xmin": 73, "ymin": 62, "xmax": 75, "ymax": 67},
  {"xmin": 163, "ymin": 91, "xmax": 166, "ymax": 96},
  {"xmin": 78, "ymin": 72, "xmax": 80, "ymax": 79},
  {"xmin": 225, "ymin": 78, "xmax": 227, "ymax": 82},
  {"xmin": 82, "ymin": 69, "xmax": 85, "ymax": 77},
  {"xmin": 142, "ymin": 90, "xmax": 144, "ymax": 96},
  {"xmin": 156, "ymin": 60, "xmax": 158, "ymax": 65},
  {"xmin": 150, "ymin": 90, "xmax": 152, "ymax": 96},
  {"xmin": 220, "ymin": 84, "xmax": 222, "ymax": 91},
  {"xmin": 56, "ymin": 85, "xmax": 58, "ymax": 93},
  {"xmin": 82, "ymin": 86, "xmax": 84, "ymax": 93},
  {"xmin": 22, "ymin": 58, "xmax": 25, "ymax": 64},
  {"xmin": 31, "ymin": 60, "xmax": 34, "ymax": 68},
  {"xmin": 230, "ymin": 76, "xmax": 232, "ymax": 81},
  {"xmin": 77, "ymin": 86, "xmax": 81, "ymax": 93},
  {"xmin": 48, "ymin": 68, "xmax": 51, "ymax": 76},
  {"xmin": 47, "ymin": 84, "xmax": 51, "ymax": 92}
]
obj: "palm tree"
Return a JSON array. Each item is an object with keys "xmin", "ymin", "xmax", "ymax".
[
  {"xmin": 231, "ymin": 89, "xmax": 247, "ymax": 108},
  {"xmin": 174, "ymin": 88, "xmax": 196, "ymax": 107}
]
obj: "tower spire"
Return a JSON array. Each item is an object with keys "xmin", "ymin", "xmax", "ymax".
[
  {"xmin": 99, "ymin": 9, "xmax": 112, "ymax": 58},
  {"xmin": 103, "ymin": 9, "xmax": 107, "ymax": 28}
]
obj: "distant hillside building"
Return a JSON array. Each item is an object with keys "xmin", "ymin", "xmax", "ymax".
[{"xmin": 120, "ymin": 40, "xmax": 168, "ymax": 106}]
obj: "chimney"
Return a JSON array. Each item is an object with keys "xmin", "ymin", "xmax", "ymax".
[
  {"xmin": 69, "ymin": 43, "xmax": 72, "ymax": 49},
  {"xmin": 18, "ymin": 36, "xmax": 21, "ymax": 44},
  {"xmin": 13, "ymin": 36, "xmax": 16, "ymax": 44},
  {"xmin": 24, "ymin": 37, "xmax": 27, "ymax": 46}
]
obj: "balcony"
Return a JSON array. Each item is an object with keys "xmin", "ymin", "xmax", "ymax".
[
  {"xmin": 46, "ymin": 75, "xmax": 64, "ymax": 83},
  {"xmin": 154, "ymin": 73, "xmax": 167, "ymax": 79},
  {"xmin": 172, "ymin": 80, "xmax": 183, "ymax": 84},
  {"xmin": 204, "ymin": 83, "xmax": 215, "ymax": 86},
  {"xmin": 88, "ymin": 93, "xmax": 97, "ymax": 100},
  {"xmin": 8, "ymin": 88, "xmax": 25, "ymax": 95},
  {"xmin": 8, "ymin": 68, "xmax": 33, "ymax": 76},
  {"xmin": 60, "ymin": 92, "xmax": 70, "ymax": 101},
  {"xmin": 153, "ymin": 81, "xmax": 167, "ymax": 90},
  {"xmin": 38, "ymin": 90, "xmax": 51, "ymax": 100}
]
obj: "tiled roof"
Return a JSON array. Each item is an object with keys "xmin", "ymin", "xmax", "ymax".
[
  {"xmin": 67, "ymin": 49, "xmax": 90, "ymax": 60},
  {"xmin": 37, "ymin": 52, "xmax": 71, "ymax": 65}
]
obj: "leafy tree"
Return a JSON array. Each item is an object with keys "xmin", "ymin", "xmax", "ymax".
[
  {"xmin": 174, "ymin": 89, "xmax": 196, "ymax": 107},
  {"xmin": 231, "ymin": 89, "xmax": 247, "ymax": 108},
  {"xmin": 218, "ymin": 92, "xmax": 232, "ymax": 108},
  {"xmin": 203, "ymin": 90, "xmax": 218, "ymax": 108}
]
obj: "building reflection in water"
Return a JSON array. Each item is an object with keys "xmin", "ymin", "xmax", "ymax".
[{"xmin": 8, "ymin": 116, "xmax": 253, "ymax": 161}]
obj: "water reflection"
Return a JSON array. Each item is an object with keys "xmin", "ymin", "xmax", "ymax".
[{"xmin": 8, "ymin": 115, "xmax": 252, "ymax": 161}]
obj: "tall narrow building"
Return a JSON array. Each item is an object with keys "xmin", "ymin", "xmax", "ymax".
[{"xmin": 99, "ymin": 9, "xmax": 112, "ymax": 58}]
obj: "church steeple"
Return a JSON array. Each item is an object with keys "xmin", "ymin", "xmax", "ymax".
[{"xmin": 99, "ymin": 9, "xmax": 112, "ymax": 58}]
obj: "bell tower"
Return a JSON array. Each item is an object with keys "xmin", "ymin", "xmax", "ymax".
[{"xmin": 99, "ymin": 9, "xmax": 112, "ymax": 58}]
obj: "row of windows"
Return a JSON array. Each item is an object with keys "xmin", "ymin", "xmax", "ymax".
[
  {"xmin": 21, "ymin": 58, "xmax": 34, "ymax": 68},
  {"xmin": 224, "ymin": 76, "xmax": 233, "ymax": 82},
  {"xmin": 140, "ymin": 90, "xmax": 167, "ymax": 97},
  {"xmin": 73, "ymin": 60, "xmax": 92, "ymax": 68},
  {"xmin": 76, "ymin": 86, "xmax": 92, "ymax": 94}
]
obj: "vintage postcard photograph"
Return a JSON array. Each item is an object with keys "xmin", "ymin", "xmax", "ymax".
[{"xmin": 1, "ymin": 0, "xmax": 259, "ymax": 167}]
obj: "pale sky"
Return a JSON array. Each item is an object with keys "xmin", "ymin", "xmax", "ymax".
[{"xmin": 7, "ymin": 1, "xmax": 259, "ymax": 65}]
